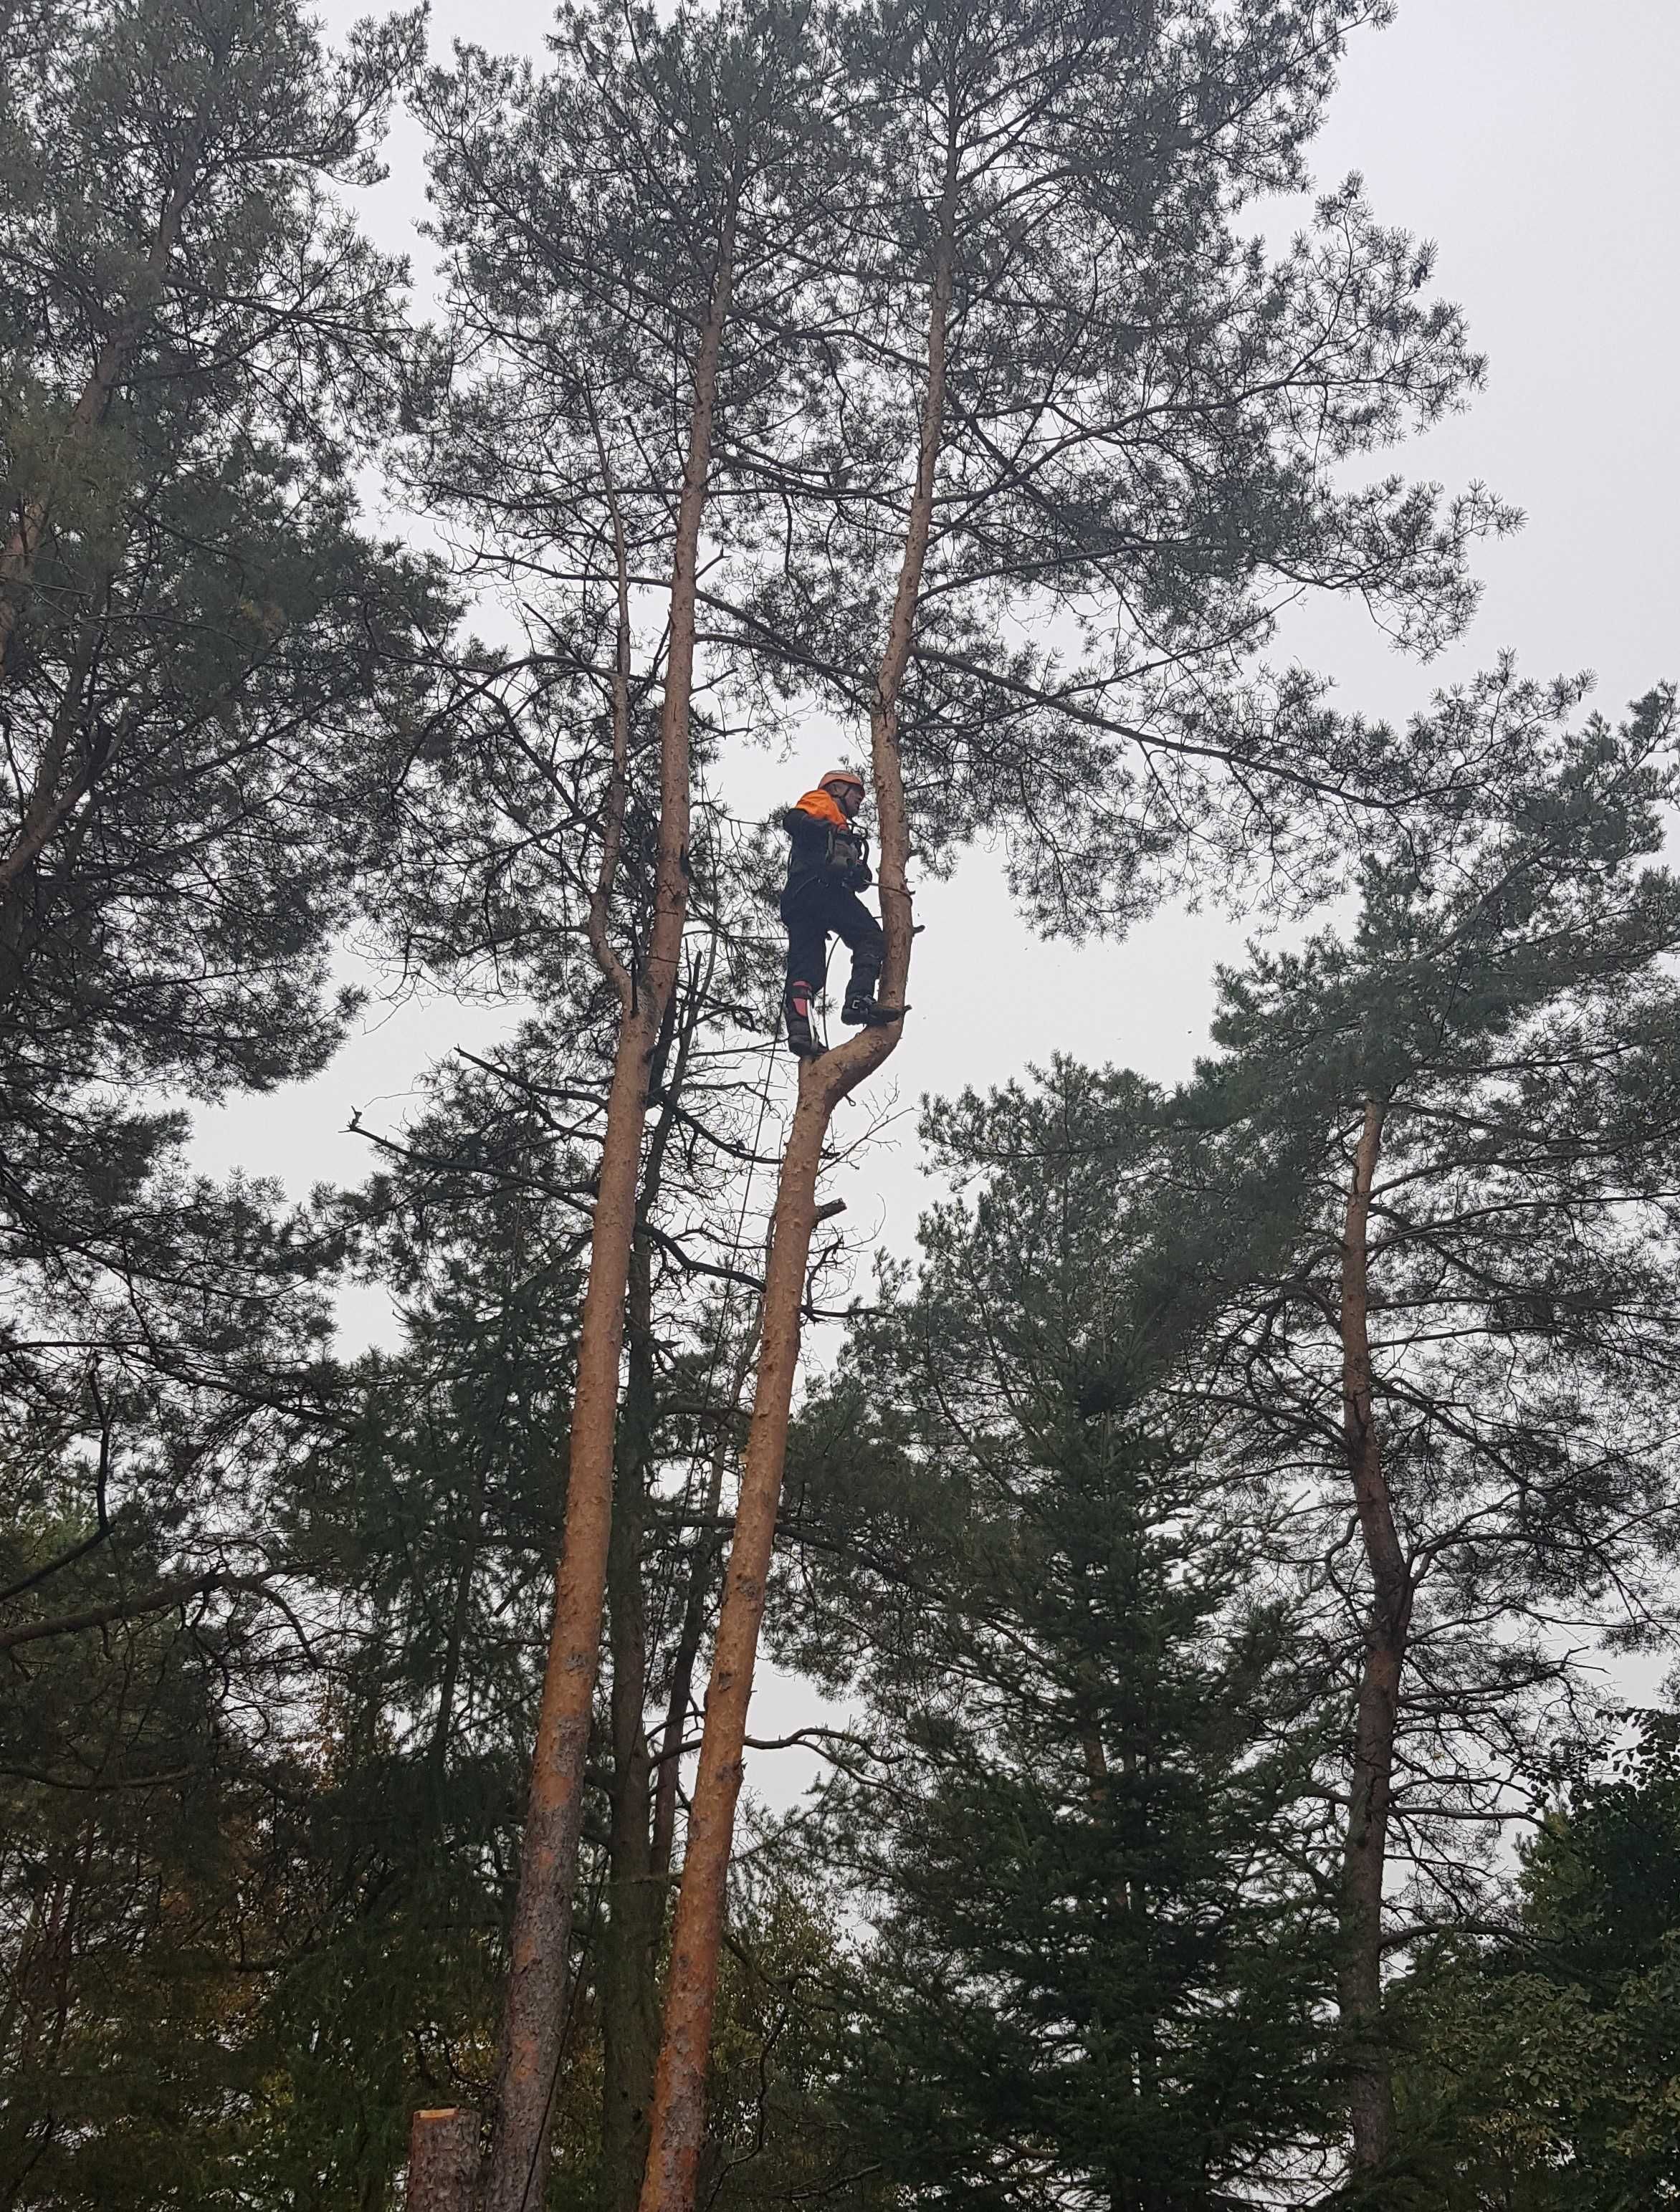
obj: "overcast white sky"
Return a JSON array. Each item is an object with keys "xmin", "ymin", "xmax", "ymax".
[
  {"xmin": 196, "ymin": 0, "xmax": 1680, "ymax": 1326},
  {"xmin": 191, "ymin": 0, "xmax": 1680, "ymax": 1801}
]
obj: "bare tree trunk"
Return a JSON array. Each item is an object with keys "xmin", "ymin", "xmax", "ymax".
[
  {"xmin": 600, "ymin": 977, "xmax": 699, "ymax": 2212},
  {"xmin": 634, "ymin": 162, "xmax": 956, "ymax": 2212},
  {"xmin": 481, "ymin": 205, "xmax": 737, "ymax": 2212},
  {"xmin": 583, "ymin": 381, "xmax": 635, "ymax": 1010},
  {"xmin": 1337, "ymin": 1098, "xmax": 1412, "ymax": 2174},
  {"xmin": 649, "ymin": 1315, "xmax": 762, "ymax": 1886},
  {"xmin": 600, "ymin": 1230, "xmax": 662, "ymax": 2212}
]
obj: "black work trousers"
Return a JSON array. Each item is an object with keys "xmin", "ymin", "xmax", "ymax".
[{"xmin": 781, "ymin": 876, "xmax": 884, "ymax": 1000}]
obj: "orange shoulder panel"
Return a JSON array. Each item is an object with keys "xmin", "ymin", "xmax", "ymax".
[{"xmin": 791, "ymin": 789, "xmax": 850, "ymax": 828}]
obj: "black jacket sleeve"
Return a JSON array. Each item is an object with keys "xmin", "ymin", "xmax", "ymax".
[{"xmin": 783, "ymin": 808, "xmax": 833, "ymax": 872}]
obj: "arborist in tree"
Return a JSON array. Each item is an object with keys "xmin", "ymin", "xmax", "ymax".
[{"xmin": 781, "ymin": 767, "xmax": 902, "ymax": 1058}]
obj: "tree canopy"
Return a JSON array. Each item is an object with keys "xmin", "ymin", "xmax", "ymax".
[{"xmin": 1, "ymin": 5, "xmax": 1674, "ymax": 2211}]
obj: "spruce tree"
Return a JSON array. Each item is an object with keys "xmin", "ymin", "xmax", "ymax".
[{"xmin": 778, "ymin": 1060, "xmax": 1339, "ymax": 2210}]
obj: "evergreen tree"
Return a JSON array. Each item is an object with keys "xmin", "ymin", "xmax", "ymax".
[
  {"xmin": 1158, "ymin": 674, "xmax": 1680, "ymax": 2178},
  {"xmin": 1393, "ymin": 1708, "xmax": 1680, "ymax": 2208},
  {"xmin": 0, "ymin": 0, "xmax": 468, "ymax": 1736},
  {"xmin": 0, "ymin": 1236, "xmax": 346, "ymax": 2208},
  {"xmin": 647, "ymin": 1, "xmax": 1509, "ymax": 2191},
  {"xmin": 1, "ymin": 0, "xmax": 454, "ymax": 1155},
  {"xmin": 780, "ymin": 1060, "xmax": 1340, "ymax": 2211}
]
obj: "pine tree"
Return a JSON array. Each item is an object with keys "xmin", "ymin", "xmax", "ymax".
[
  {"xmin": 413, "ymin": 13, "xmax": 865, "ymax": 2196},
  {"xmin": 1, "ymin": 0, "xmax": 451, "ymax": 1126},
  {"xmin": 1160, "ymin": 674, "xmax": 1680, "ymax": 2178},
  {"xmin": 645, "ymin": 4, "xmax": 1509, "ymax": 2198},
  {"xmin": 0, "ymin": 0, "xmax": 465, "ymax": 1708}
]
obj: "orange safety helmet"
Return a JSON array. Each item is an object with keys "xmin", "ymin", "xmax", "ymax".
[{"xmin": 818, "ymin": 768, "xmax": 865, "ymax": 800}]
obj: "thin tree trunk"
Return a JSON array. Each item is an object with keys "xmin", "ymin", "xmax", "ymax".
[
  {"xmin": 431, "ymin": 1220, "xmax": 525, "ymax": 1816},
  {"xmin": 481, "ymin": 201, "xmax": 738, "ymax": 2212},
  {"xmin": 1336, "ymin": 1097, "xmax": 1412, "ymax": 2173},
  {"xmin": 583, "ymin": 381, "xmax": 634, "ymax": 1010},
  {"xmin": 601, "ymin": 977, "xmax": 699, "ymax": 2212},
  {"xmin": 600, "ymin": 1229, "xmax": 662, "ymax": 2212},
  {"xmin": 429, "ymin": 1465, "xmax": 486, "ymax": 1812},
  {"xmin": 635, "ymin": 158, "xmax": 957, "ymax": 2212},
  {"xmin": 649, "ymin": 1313, "xmax": 763, "ymax": 1886}
]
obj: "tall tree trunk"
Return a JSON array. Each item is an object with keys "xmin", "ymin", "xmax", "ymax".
[
  {"xmin": 481, "ymin": 203, "xmax": 737, "ymax": 2212},
  {"xmin": 634, "ymin": 158, "xmax": 956, "ymax": 2212},
  {"xmin": 599, "ymin": 1230, "xmax": 661, "ymax": 2212},
  {"xmin": 1336, "ymin": 1098, "xmax": 1413, "ymax": 2174},
  {"xmin": 600, "ymin": 977, "xmax": 700, "ymax": 2212}
]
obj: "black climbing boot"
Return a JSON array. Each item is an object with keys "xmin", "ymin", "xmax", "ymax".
[
  {"xmin": 841, "ymin": 958, "xmax": 893, "ymax": 1028},
  {"xmin": 841, "ymin": 987, "xmax": 905, "ymax": 1027},
  {"xmin": 784, "ymin": 979, "xmax": 824, "ymax": 1058}
]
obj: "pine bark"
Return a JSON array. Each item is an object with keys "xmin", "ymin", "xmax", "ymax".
[
  {"xmin": 601, "ymin": 986, "xmax": 695, "ymax": 2212},
  {"xmin": 600, "ymin": 1231, "xmax": 662, "ymax": 2212},
  {"xmin": 406, "ymin": 2110, "xmax": 479, "ymax": 2212},
  {"xmin": 1336, "ymin": 1098, "xmax": 1413, "ymax": 2173},
  {"xmin": 634, "ymin": 165, "xmax": 956, "ymax": 2212},
  {"xmin": 480, "ymin": 206, "xmax": 737, "ymax": 2212}
]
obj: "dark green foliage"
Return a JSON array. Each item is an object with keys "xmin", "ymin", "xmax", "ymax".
[
  {"xmin": 1164, "ymin": 678, "xmax": 1680, "ymax": 1917},
  {"xmin": 0, "ymin": 1043, "xmax": 581, "ymax": 2206},
  {"xmin": 1392, "ymin": 1713, "xmax": 1680, "ymax": 2209},
  {"xmin": 4, "ymin": 1, "xmax": 1675, "ymax": 2206},
  {"xmin": 0, "ymin": 0, "xmax": 467, "ymax": 1438},
  {"xmin": 0, "ymin": 0, "xmax": 455, "ymax": 1086},
  {"xmin": 781, "ymin": 1062, "xmax": 1341, "ymax": 2208}
]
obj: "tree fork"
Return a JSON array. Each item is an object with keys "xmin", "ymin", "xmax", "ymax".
[
  {"xmin": 635, "ymin": 158, "xmax": 956, "ymax": 2212},
  {"xmin": 480, "ymin": 188, "xmax": 739, "ymax": 2212},
  {"xmin": 1336, "ymin": 1096, "xmax": 1414, "ymax": 2174}
]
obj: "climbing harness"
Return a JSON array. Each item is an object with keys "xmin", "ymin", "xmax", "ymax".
[{"xmin": 780, "ymin": 780, "xmax": 905, "ymax": 1051}]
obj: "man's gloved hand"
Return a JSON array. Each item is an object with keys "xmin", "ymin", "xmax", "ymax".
[{"xmin": 845, "ymin": 863, "xmax": 873, "ymax": 891}]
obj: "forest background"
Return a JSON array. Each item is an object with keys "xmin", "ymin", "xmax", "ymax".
[{"xmin": 5, "ymin": 3, "xmax": 1680, "ymax": 2211}]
